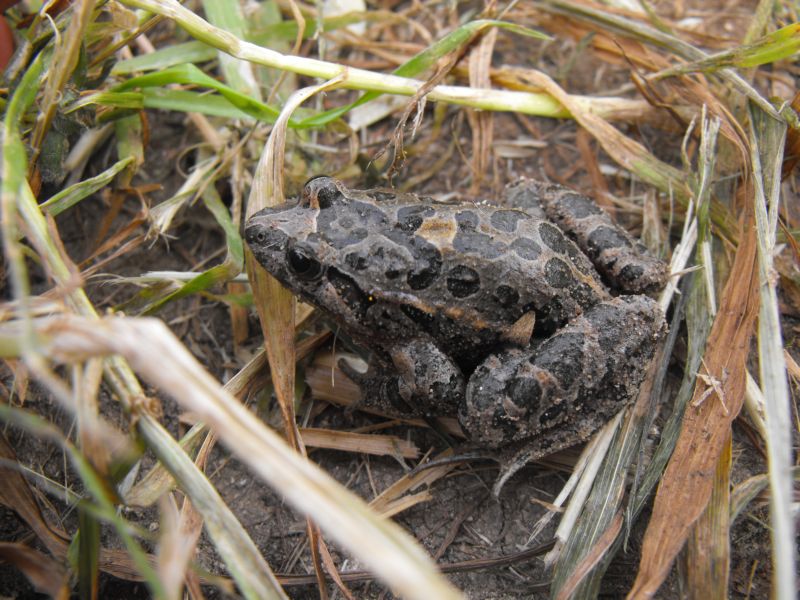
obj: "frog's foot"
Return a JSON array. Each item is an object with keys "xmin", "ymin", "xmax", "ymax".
[
  {"xmin": 505, "ymin": 180, "xmax": 668, "ymax": 294},
  {"xmin": 491, "ymin": 443, "xmax": 543, "ymax": 496},
  {"xmin": 337, "ymin": 339, "xmax": 466, "ymax": 419},
  {"xmin": 337, "ymin": 356, "xmax": 414, "ymax": 415},
  {"xmin": 406, "ymin": 442, "xmax": 541, "ymax": 497},
  {"xmin": 388, "ymin": 339, "xmax": 465, "ymax": 417}
]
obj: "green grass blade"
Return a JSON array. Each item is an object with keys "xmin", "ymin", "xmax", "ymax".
[
  {"xmin": 202, "ymin": 0, "xmax": 263, "ymax": 100},
  {"xmin": 657, "ymin": 23, "xmax": 800, "ymax": 77},
  {"xmin": 112, "ymin": 41, "xmax": 217, "ymax": 75},
  {"xmin": 117, "ymin": 0, "xmax": 566, "ymax": 119},
  {"xmin": 113, "ymin": 63, "xmax": 281, "ymax": 122},
  {"xmin": 41, "ymin": 157, "xmax": 135, "ymax": 216},
  {"xmin": 299, "ymin": 19, "xmax": 549, "ymax": 128},
  {"xmin": 77, "ymin": 503, "xmax": 101, "ymax": 600},
  {"xmin": 142, "ymin": 185, "xmax": 244, "ymax": 314},
  {"xmin": 141, "ymin": 89, "xmax": 260, "ymax": 120}
]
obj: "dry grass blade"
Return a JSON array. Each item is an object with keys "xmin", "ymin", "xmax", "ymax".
[
  {"xmin": 628, "ymin": 187, "xmax": 759, "ymax": 598},
  {"xmin": 299, "ymin": 427, "xmax": 420, "ymax": 459},
  {"xmin": 683, "ymin": 435, "xmax": 732, "ymax": 597},
  {"xmin": 748, "ymin": 104, "xmax": 796, "ymax": 599},
  {"xmin": 156, "ymin": 495, "xmax": 203, "ymax": 600},
  {"xmin": 11, "ymin": 314, "xmax": 462, "ymax": 600},
  {"xmin": 245, "ymin": 78, "xmax": 347, "ymax": 596},
  {"xmin": 0, "ymin": 543, "xmax": 69, "ymax": 599},
  {"xmin": 553, "ymin": 511, "xmax": 623, "ymax": 600},
  {"xmin": 369, "ymin": 449, "xmax": 458, "ymax": 516},
  {"xmin": 545, "ymin": 411, "xmax": 625, "ymax": 569},
  {"xmin": 497, "ymin": 68, "xmax": 687, "ymax": 198}
]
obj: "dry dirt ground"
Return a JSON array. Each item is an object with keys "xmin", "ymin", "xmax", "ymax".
[{"xmin": 0, "ymin": 0, "xmax": 793, "ymax": 598}]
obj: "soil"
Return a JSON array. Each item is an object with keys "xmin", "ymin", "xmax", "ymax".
[{"xmin": 0, "ymin": 0, "xmax": 792, "ymax": 598}]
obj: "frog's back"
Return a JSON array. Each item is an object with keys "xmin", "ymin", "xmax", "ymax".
[{"xmin": 319, "ymin": 189, "xmax": 610, "ymax": 338}]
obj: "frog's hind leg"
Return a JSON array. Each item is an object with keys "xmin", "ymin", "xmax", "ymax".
[
  {"xmin": 505, "ymin": 180, "xmax": 667, "ymax": 294},
  {"xmin": 460, "ymin": 295, "xmax": 666, "ymax": 493}
]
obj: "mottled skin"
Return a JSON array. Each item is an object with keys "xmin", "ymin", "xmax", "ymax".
[{"xmin": 246, "ymin": 176, "xmax": 667, "ymax": 460}]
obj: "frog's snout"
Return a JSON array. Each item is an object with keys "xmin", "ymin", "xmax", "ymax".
[
  {"xmin": 245, "ymin": 213, "xmax": 293, "ymax": 269},
  {"xmin": 245, "ymin": 219, "xmax": 272, "ymax": 247}
]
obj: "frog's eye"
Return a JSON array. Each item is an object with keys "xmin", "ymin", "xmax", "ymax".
[
  {"xmin": 287, "ymin": 245, "xmax": 324, "ymax": 280},
  {"xmin": 302, "ymin": 176, "xmax": 343, "ymax": 209}
]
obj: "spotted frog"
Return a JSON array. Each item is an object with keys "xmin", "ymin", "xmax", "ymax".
[{"xmin": 246, "ymin": 177, "xmax": 667, "ymax": 463}]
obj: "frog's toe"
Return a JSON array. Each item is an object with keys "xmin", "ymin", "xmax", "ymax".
[{"xmin": 491, "ymin": 445, "xmax": 540, "ymax": 496}]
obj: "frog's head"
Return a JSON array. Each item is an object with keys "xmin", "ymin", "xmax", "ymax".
[{"xmin": 245, "ymin": 176, "xmax": 382, "ymax": 326}]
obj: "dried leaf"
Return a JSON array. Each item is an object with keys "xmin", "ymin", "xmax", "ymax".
[
  {"xmin": 0, "ymin": 542, "xmax": 69, "ymax": 599},
  {"xmin": 300, "ymin": 427, "xmax": 419, "ymax": 459},
  {"xmin": 683, "ymin": 434, "xmax": 732, "ymax": 597},
  {"xmin": 628, "ymin": 188, "xmax": 758, "ymax": 598}
]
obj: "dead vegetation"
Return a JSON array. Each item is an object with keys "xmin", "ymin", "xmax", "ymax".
[{"xmin": 0, "ymin": 0, "xmax": 798, "ymax": 598}]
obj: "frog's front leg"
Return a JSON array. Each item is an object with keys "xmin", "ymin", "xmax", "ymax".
[
  {"xmin": 339, "ymin": 338, "xmax": 465, "ymax": 418},
  {"xmin": 505, "ymin": 180, "xmax": 667, "ymax": 294},
  {"xmin": 459, "ymin": 295, "xmax": 666, "ymax": 452}
]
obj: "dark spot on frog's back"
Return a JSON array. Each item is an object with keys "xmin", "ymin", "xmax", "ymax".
[
  {"xmin": 345, "ymin": 251, "xmax": 369, "ymax": 270},
  {"xmin": 397, "ymin": 205, "xmax": 435, "ymax": 233},
  {"xmin": 511, "ymin": 237, "xmax": 541, "ymax": 261},
  {"xmin": 533, "ymin": 331, "xmax": 584, "ymax": 386},
  {"xmin": 406, "ymin": 236, "xmax": 443, "ymax": 290},
  {"xmin": 588, "ymin": 226, "xmax": 632, "ymax": 254},
  {"xmin": 619, "ymin": 263, "xmax": 645, "ymax": 283},
  {"xmin": 491, "ymin": 209, "xmax": 527, "ymax": 233},
  {"xmin": 352, "ymin": 200, "xmax": 389, "ymax": 227},
  {"xmin": 455, "ymin": 210, "xmax": 479, "ymax": 231},
  {"xmin": 561, "ymin": 192, "xmax": 603, "ymax": 218},
  {"xmin": 544, "ymin": 258, "xmax": 576, "ymax": 289},
  {"xmin": 508, "ymin": 377, "xmax": 541, "ymax": 412},
  {"xmin": 325, "ymin": 227, "xmax": 369, "ymax": 249},
  {"xmin": 446, "ymin": 265, "xmax": 481, "ymax": 298},
  {"xmin": 454, "ymin": 230, "xmax": 508, "ymax": 259},
  {"xmin": 316, "ymin": 205, "xmax": 338, "ymax": 230},
  {"xmin": 538, "ymin": 222, "xmax": 571, "ymax": 254}
]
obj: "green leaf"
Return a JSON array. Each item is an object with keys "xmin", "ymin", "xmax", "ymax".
[
  {"xmin": 41, "ymin": 157, "xmax": 135, "ymax": 216},
  {"xmin": 113, "ymin": 63, "xmax": 282, "ymax": 122},
  {"xmin": 112, "ymin": 41, "xmax": 217, "ymax": 75},
  {"xmin": 662, "ymin": 23, "xmax": 800, "ymax": 75}
]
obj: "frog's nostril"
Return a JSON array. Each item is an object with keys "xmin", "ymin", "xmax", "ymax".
[{"xmin": 245, "ymin": 224, "xmax": 268, "ymax": 245}]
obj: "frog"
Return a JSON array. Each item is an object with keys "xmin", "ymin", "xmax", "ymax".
[{"xmin": 245, "ymin": 176, "xmax": 667, "ymax": 484}]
